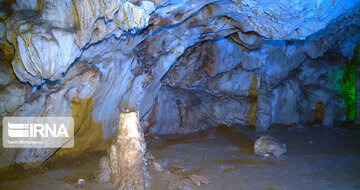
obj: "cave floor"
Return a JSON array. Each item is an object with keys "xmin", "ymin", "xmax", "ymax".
[{"xmin": 1, "ymin": 124, "xmax": 360, "ymax": 190}]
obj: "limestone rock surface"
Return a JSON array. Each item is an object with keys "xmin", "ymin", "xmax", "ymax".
[
  {"xmin": 356, "ymin": 51, "xmax": 360, "ymax": 124},
  {"xmin": 254, "ymin": 136, "xmax": 286, "ymax": 158},
  {"xmin": 97, "ymin": 110, "xmax": 149, "ymax": 190},
  {"xmin": 4, "ymin": 0, "xmax": 154, "ymax": 85}
]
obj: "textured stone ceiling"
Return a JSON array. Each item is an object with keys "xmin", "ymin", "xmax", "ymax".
[
  {"xmin": 0, "ymin": 0, "xmax": 359, "ymax": 167},
  {"xmin": 2, "ymin": 0, "xmax": 359, "ymax": 85}
]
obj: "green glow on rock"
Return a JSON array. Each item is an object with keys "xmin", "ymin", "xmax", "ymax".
[
  {"xmin": 342, "ymin": 64, "xmax": 356, "ymax": 121},
  {"xmin": 331, "ymin": 44, "xmax": 358, "ymax": 122},
  {"xmin": 342, "ymin": 45, "xmax": 358, "ymax": 121}
]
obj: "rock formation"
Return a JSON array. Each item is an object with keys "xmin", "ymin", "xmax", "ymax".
[
  {"xmin": 356, "ymin": 47, "xmax": 360, "ymax": 124},
  {"xmin": 0, "ymin": 0, "xmax": 360, "ymax": 167},
  {"xmin": 254, "ymin": 136, "xmax": 286, "ymax": 158},
  {"xmin": 97, "ymin": 110, "xmax": 149, "ymax": 190}
]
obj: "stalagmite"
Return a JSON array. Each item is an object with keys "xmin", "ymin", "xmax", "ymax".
[{"xmin": 97, "ymin": 110, "xmax": 149, "ymax": 190}]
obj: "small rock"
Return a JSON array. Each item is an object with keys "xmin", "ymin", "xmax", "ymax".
[
  {"xmin": 188, "ymin": 174, "xmax": 210, "ymax": 186},
  {"xmin": 153, "ymin": 161, "xmax": 163, "ymax": 172},
  {"xmin": 220, "ymin": 165, "xmax": 237, "ymax": 173},
  {"xmin": 78, "ymin": 179, "xmax": 85, "ymax": 185},
  {"xmin": 254, "ymin": 136, "xmax": 286, "ymax": 158},
  {"xmin": 145, "ymin": 151, "xmax": 155, "ymax": 160},
  {"xmin": 164, "ymin": 170, "xmax": 171, "ymax": 175}
]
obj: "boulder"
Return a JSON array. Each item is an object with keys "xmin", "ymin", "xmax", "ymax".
[{"xmin": 254, "ymin": 136, "xmax": 286, "ymax": 158}]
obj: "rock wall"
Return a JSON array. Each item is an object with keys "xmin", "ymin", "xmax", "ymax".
[
  {"xmin": 147, "ymin": 85, "xmax": 249, "ymax": 135},
  {"xmin": 356, "ymin": 48, "xmax": 360, "ymax": 124},
  {"xmin": 0, "ymin": 0, "xmax": 360, "ymax": 167},
  {"xmin": 145, "ymin": 36, "xmax": 352, "ymax": 132}
]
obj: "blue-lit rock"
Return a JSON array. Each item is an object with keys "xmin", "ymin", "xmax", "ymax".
[
  {"xmin": 357, "ymin": 62, "xmax": 360, "ymax": 124},
  {"xmin": 271, "ymin": 79, "xmax": 300, "ymax": 125}
]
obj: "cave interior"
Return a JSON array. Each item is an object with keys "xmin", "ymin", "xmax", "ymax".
[{"xmin": 0, "ymin": 0, "xmax": 360, "ymax": 189}]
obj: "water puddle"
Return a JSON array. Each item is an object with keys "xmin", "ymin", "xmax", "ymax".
[{"xmin": 0, "ymin": 150, "xmax": 106, "ymax": 190}]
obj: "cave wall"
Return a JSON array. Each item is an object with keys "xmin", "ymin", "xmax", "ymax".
[
  {"xmin": 357, "ymin": 59, "xmax": 360, "ymax": 124},
  {"xmin": 146, "ymin": 36, "xmax": 353, "ymax": 133},
  {"xmin": 0, "ymin": 0, "xmax": 360, "ymax": 167}
]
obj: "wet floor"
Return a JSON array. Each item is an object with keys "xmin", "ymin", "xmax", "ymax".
[
  {"xmin": 147, "ymin": 124, "xmax": 360, "ymax": 189},
  {"xmin": 1, "ymin": 124, "xmax": 360, "ymax": 190}
]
